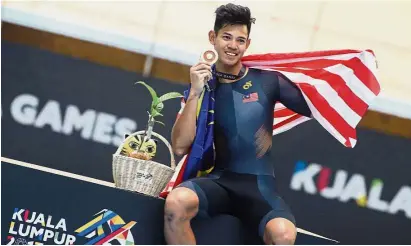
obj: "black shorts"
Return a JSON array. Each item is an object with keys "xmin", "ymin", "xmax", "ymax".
[{"xmin": 177, "ymin": 170, "xmax": 296, "ymax": 238}]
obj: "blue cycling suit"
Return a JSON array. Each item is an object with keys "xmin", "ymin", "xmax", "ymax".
[{"xmin": 178, "ymin": 68, "xmax": 311, "ymax": 238}]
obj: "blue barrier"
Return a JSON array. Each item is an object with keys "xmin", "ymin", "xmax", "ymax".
[{"xmin": 1, "ymin": 158, "xmax": 338, "ymax": 245}]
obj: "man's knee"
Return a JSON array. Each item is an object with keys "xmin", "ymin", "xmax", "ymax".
[
  {"xmin": 271, "ymin": 229, "xmax": 296, "ymax": 245},
  {"xmin": 264, "ymin": 218, "xmax": 297, "ymax": 245},
  {"xmin": 164, "ymin": 187, "xmax": 199, "ymax": 223}
]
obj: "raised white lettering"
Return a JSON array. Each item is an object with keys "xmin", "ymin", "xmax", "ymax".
[
  {"xmin": 339, "ymin": 174, "xmax": 367, "ymax": 203},
  {"xmin": 11, "ymin": 94, "xmax": 38, "ymax": 125},
  {"xmin": 62, "ymin": 105, "xmax": 96, "ymax": 139},
  {"xmin": 367, "ymin": 179, "xmax": 389, "ymax": 212},
  {"xmin": 92, "ymin": 112, "xmax": 116, "ymax": 144},
  {"xmin": 388, "ymin": 186, "xmax": 411, "ymax": 219},
  {"xmin": 112, "ymin": 118, "xmax": 137, "ymax": 146},
  {"xmin": 12, "ymin": 209, "xmax": 24, "ymax": 221},
  {"xmin": 321, "ymin": 170, "xmax": 348, "ymax": 199},
  {"xmin": 290, "ymin": 163, "xmax": 321, "ymax": 194},
  {"xmin": 34, "ymin": 101, "xmax": 62, "ymax": 132},
  {"xmin": 55, "ymin": 218, "xmax": 67, "ymax": 231}
]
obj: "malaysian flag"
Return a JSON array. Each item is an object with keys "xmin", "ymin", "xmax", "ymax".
[
  {"xmin": 242, "ymin": 49, "xmax": 380, "ymax": 147},
  {"xmin": 243, "ymin": 92, "xmax": 259, "ymax": 103},
  {"xmin": 160, "ymin": 49, "xmax": 380, "ymax": 197}
]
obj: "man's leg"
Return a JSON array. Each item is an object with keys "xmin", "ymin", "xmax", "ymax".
[
  {"xmin": 164, "ymin": 187, "xmax": 199, "ymax": 245},
  {"xmin": 164, "ymin": 174, "xmax": 230, "ymax": 245},
  {"xmin": 263, "ymin": 218, "xmax": 297, "ymax": 245},
  {"xmin": 256, "ymin": 174, "xmax": 297, "ymax": 245},
  {"xmin": 223, "ymin": 173, "xmax": 297, "ymax": 245}
]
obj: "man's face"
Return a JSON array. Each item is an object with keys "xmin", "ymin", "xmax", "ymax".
[{"xmin": 209, "ymin": 24, "xmax": 251, "ymax": 67}]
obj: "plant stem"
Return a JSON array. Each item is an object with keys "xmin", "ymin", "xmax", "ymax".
[{"xmin": 138, "ymin": 115, "xmax": 154, "ymax": 153}]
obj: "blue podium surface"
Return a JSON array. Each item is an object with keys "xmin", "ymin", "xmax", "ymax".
[{"xmin": 1, "ymin": 158, "xmax": 338, "ymax": 245}]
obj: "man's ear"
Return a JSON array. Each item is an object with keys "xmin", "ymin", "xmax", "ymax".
[
  {"xmin": 246, "ymin": 38, "xmax": 251, "ymax": 49},
  {"xmin": 209, "ymin": 30, "xmax": 216, "ymax": 45}
]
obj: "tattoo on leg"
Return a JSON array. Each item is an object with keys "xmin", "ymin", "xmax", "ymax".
[
  {"xmin": 165, "ymin": 211, "xmax": 174, "ymax": 222},
  {"xmin": 164, "ymin": 210, "xmax": 176, "ymax": 232}
]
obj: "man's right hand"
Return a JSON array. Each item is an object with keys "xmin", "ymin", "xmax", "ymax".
[{"xmin": 189, "ymin": 62, "xmax": 212, "ymax": 96}]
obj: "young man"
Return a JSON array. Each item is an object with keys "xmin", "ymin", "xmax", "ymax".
[{"xmin": 165, "ymin": 3, "xmax": 312, "ymax": 245}]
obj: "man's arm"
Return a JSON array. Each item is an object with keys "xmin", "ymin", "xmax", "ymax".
[
  {"xmin": 277, "ymin": 74, "xmax": 312, "ymax": 117},
  {"xmin": 171, "ymin": 90, "xmax": 201, "ymax": 156},
  {"xmin": 171, "ymin": 61, "xmax": 211, "ymax": 156}
]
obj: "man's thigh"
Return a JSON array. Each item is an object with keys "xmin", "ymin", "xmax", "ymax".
[
  {"xmin": 177, "ymin": 174, "xmax": 231, "ymax": 218},
  {"xmin": 219, "ymin": 172, "xmax": 296, "ymax": 238}
]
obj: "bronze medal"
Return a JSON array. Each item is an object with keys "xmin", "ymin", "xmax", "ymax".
[{"xmin": 200, "ymin": 50, "xmax": 218, "ymax": 64}]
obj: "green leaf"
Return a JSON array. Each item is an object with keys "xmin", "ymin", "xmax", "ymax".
[
  {"xmin": 152, "ymin": 97, "xmax": 160, "ymax": 108},
  {"xmin": 151, "ymin": 110, "xmax": 163, "ymax": 118},
  {"xmin": 155, "ymin": 120, "xmax": 165, "ymax": 126},
  {"xmin": 135, "ymin": 81, "xmax": 158, "ymax": 101},
  {"xmin": 152, "ymin": 112, "xmax": 163, "ymax": 118},
  {"xmin": 155, "ymin": 102, "xmax": 164, "ymax": 112},
  {"xmin": 158, "ymin": 92, "xmax": 183, "ymax": 102},
  {"xmin": 149, "ymin": 108, "xmax": 156, "ymax": 117}
]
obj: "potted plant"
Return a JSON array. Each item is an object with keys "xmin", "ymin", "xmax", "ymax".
[
  {"xmin": 112, "ymin": 81, "xmax": 182, "ymax": 197},
  {"xmin": 134, "ymin": 81, "xmax": 183, "ymax": 155}
]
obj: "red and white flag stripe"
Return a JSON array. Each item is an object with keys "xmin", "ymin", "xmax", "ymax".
[
  {"xmin": 272, "ymin": 103, "xmax": 311, "ymax": 135},
  {"xmin": 242, "ymin": 49, "xmax": 380, "ymax": 148}
]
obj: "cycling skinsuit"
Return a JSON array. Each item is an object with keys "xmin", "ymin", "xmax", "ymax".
[{"xmin": 178, "ymin": 68, "xmax": 312, "ymax": 238}]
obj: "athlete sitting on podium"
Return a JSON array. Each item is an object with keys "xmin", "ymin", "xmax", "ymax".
[{"xmin": 164, "ymin": 3, "xmax": 312, "ymax": 245}]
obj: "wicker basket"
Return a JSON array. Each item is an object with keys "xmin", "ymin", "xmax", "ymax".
[{"xmin": 112, "ymin": 131, "xmax": 176, "ymax": 197}]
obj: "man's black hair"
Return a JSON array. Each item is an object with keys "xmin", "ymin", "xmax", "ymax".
[{"xmin": 214, "ymin": 3, "xmax": 256, "ymax": 37}]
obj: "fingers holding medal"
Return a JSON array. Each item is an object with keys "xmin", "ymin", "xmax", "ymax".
[{"xmin": 189, "ymin": 50, "xmax": 217, "ymax": 94}]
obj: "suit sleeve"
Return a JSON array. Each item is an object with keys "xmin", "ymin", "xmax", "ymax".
[{"xmin": 277, "ymin": 74, "xmax": 312, "ymax": 117}]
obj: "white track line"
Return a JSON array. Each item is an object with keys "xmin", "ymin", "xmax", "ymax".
[
  {"xmin": 1, "ymin": 156, "xmax": 115, "ymax": 188},
  {"xmin": 1, "ymin": 157, "xmax": 339, "ymax": 242},
  {"xmin": 297, "ymin": 228, "xmax": 339, "ymax": 242}
]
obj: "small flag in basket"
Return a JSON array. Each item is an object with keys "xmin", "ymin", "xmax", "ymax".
[{"xmin": 243, "ymin": 92, "xmax": 259, "ymax": 103}]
